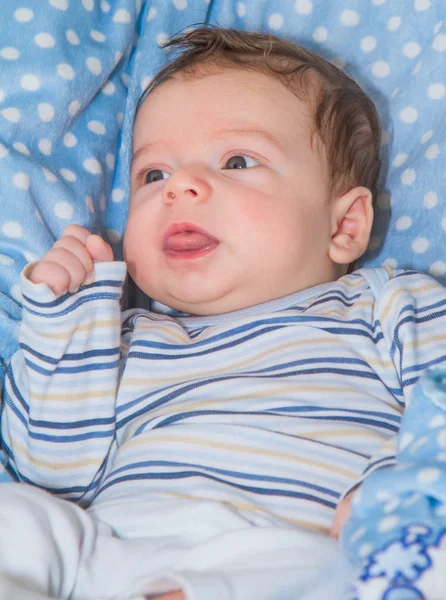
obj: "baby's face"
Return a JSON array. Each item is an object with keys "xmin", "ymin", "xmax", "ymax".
[{"xmin": 125, "ymin": 68, "xmax": 340, "ymax": 315}]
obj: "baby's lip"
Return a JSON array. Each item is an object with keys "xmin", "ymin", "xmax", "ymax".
[{"xmin": 162, "ymin": 222, "xmax": 220, "ymax": 252}]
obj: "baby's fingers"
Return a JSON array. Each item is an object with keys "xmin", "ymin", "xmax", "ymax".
[{"xmin": 31, "ymin": 247, "xmax": 89, "ymax": 295}]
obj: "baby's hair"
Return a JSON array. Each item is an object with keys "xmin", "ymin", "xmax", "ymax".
[{"xmin": 138, "ymin": 25, "xmax": 382, "ymax": 202}]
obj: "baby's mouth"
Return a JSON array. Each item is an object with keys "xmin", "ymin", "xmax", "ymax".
[{"xmin": 163, "ymin": 222, "xmax": 219, "ymax": 257}]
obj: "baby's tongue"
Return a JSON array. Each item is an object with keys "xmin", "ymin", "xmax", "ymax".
[{"xmin": 166, "ymin": 232, "xmax": 216, "ymax": 251}]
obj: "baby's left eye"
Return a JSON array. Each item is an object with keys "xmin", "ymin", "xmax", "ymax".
[{"xmin": 223, "ymin": 155, "xmax": 259, "ymax": 170}]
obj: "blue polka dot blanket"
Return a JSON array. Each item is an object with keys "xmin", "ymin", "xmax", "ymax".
[{"xmin": 0, "ymin": 1, "xmax": 445, "ymax": 596}]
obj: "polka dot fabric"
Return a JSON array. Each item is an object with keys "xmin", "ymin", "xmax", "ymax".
[{"xmin": 0, "ymin": 1, "xmax": 445, "ymax": 381}]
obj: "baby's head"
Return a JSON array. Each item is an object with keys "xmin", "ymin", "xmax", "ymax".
[{"xmin": 124, "ymin": 26, "xmax": 381, "ymax": 316}]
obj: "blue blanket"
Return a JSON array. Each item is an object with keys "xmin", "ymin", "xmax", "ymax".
[{"xmin": 0, "ymin": 1, "xmax": 445, "ymax": 479}]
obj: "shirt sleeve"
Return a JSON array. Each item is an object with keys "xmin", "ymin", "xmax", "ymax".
[
  {"xmin": 355, "ymin": 270, "xmax": 446, "ymax": 491},
  {"xmin": 1, "ymin": 261, "xmax": 127, "ymax": 504}
]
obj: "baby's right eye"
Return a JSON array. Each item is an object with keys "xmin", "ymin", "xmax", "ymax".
[{"xmin": 145, "ymin": 169, "xmax": 169, "ymax": 184}]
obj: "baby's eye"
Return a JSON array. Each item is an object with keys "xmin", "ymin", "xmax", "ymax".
[
  {"xmin": 144, "ymin": 169, "xmax": 169, "ymax": 184},
  {"xmin": 223, "ymin": 155, "xmax": 259, "ymax": 170}
]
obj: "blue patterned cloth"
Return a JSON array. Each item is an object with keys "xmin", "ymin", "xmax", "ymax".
[
  {"xmin": 342, "ymin": 364, "xmax": 446, "ymax": 600},
  {"xmin": 0, "ymin": 1, "xmax": 445, "ymax": 478}
]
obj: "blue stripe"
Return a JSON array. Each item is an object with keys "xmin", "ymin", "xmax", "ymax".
[
  {"xmin": 20, "ymin": 344, "xmax": 121, "ymax": 364},
  {"xmin": 95, "ymin": 471, "xmax": 338, "ymax": 509},
  {"xmin": 23, "ymin": 290, "xmax": 121, "ymax": 318},
  {"xmin": 25, "ymin": 357, "xmax": 120, "ymax": 375},
  {"xmin": 22, "ymin": 280, "xmax": 122, "ymax": 308}
]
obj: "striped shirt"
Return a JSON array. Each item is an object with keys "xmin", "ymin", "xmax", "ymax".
[{"xmin": 2, "ymin": 263, "xmax": 446, "ymax": 534}]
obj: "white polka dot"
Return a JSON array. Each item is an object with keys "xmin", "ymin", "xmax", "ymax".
[
  {"xmin": 100, "ymin": 0, "xmax": 110, "ymax": 11},
  {"xmin": 42, "ymin": 168, "xmax": 57, "ymax": 182},
  {"xmin": 340, "ymin": 10, "xmax": 360, "ymax": 27},
  {"xmin": 434, "ymin": 22, "xmax": 443, "ymax": 35},
  {"xmin": 412, "ymin": 60, "xmax": 422, "ymax": 75},
  {"xmin": 54, "ymin": 201, "xmax": 74, "ymax": 220},
  {"xmin": 268, "ymin": 13, "xmax": 284, "ymax": 30},
  {"xmin": 360, "ymin": 36, "xmax": 377, "ymax": 53},
  {"xmin": 295, "ymin": 0, "xmax": 312, "ymax": 15},
  {"xmin": 371, "ymin": 0, "xmax": 386, "ymax": 4},
  {"xmin": 34, "ymin": 33, "xmax": 56, "ymax": 48},
  {"xmin": 106, "ymin": 153, "xmax": 115, "ymax": 169},
  {"xmin": 102, "ymin": 81, "xmax": 116, "ymax": 95},
  {"xmin": 113, "ymin": 8, "xmax": 131, "ymax": 23},
  {"xmin": 100, "ymin": 195, "xmax": 106, "ymax": 212},
  {"xmin": 21, "ymin": 74, "xmax": 40, "ymax": 91},
  {"xmin": 433, "ymin": 34, "xmax": 446, "ymax": 52},
  {"xmin": 11, "ymin": 285, "xmax": 22, "ymax": 303},
  {"xmin": 0, "ymin": 254, "xmax": 14, "ymax": 266},
  {"xmin": 140, "ymin": 75, "xmax": 153, "ymax": 91},
  {"xmin": 436, "ymin": 503, "xmax": 446, "ymax": 516},
  {"xmin": 83, "ymin": 158, "xmax": 102, "ymax": 174},
  {"xmin": 424, "ymin": 191, "xmax": 438, "ymax": 209},
  {"xmin": 107, "ymin": 229, "xmax": 121, "ymax": 244},
  {"xmin": 399, "ymin": 432, "xmax": 414, "ymax": 450},
  {"xmin": 349, "ymin": 526, "xmax": 366, "ymax": 544},
  {"xmin": 13, "ymin": 142, "xmax": 29, "ymax": 156},
  {"xmin": 384, "ymin": 497, "xmax": 400, "ymax": 513},
  {"xmin": 60, "ymin": 168, "xmax": 77, "ymax": 182},
  {"xmin": 428, "ymin": 83, "xmax": 445, "ymax": 100},
  {"xmin": 442, "ymin": 218, "xmax": 446, "ymax": 232},
  {"xmin": 38, "ymin": 139, "xmax": 52, "ymax": 155},
  {"xmin": 372, "ymin": 61, "xmax": 391, "ymax": 78},
  {"xmin": 0, "ymin": 47, "xmax": 20, "ymax": 60},
  {"xmin": 87, "ymin": 121, "xmax": 105, "ymax": 136},
  {"xmin": 114, "ymin": 51, "xmax": 123, "ymax": 66},
  {"xmin": 378, "ymin": 515, "xmax": 400, "ymax": 533},
  {"xmin": 313, "ymin": 27, "xmax": 328, "ymax": 43},
  {"xmin": 377, "ymin": 192, "xmax": 391, "ymax": 210},
  {"xmin": 147, "ymin": 7, "xmax": 157, "ymax": 20},
  {"xmin": 117, "ymin": 112, "xmax": 124, "ymax": 126},
  {"xmin": 403, "ymin": 42, "xmax": 421, "ymax": 58},
  {"xmin": 120, "ymin": 73, "xmax": 130, "ymax": 88},
  {"xmin": 415, "ymin": 0, "xmax": 431, "ymax": 10},
  {"xmin": 381, "ymin": 130, "xmax": 390, "ymax": 145},
  {"xmin": 430, "ymin": 261, "xmax": 446, "ymax": 278},
  {"xmin": 425, "ymin": 143, "xmax": 440, "ymax": 160},
  {"xmin": 13, "ymin": 172, "xmax": 30, "ymax": 190},
  {"xmin": 66, "ymin": 30, "xmax": 80, "ymax": 45},
  {"xmin": 173, "ymin": 0, "xmax": 187, "ymax": 8},
  {"xmin": 156, "ymin": 33, "xmax": 169, "ymax": 47},
  {"xmin": 421, "ymin": 130, "xmax": 434, "ymax": 144},
  {"xmin": 0, "ymin": 89, "xmax": 4, "ymax": 103},
  {"xmin": 399, "ymin": 106, "xmax": 418, "ymax": 124},
  {"xmin": 383, "ymin": 258, "xmax": 398, "ymax": 269},
  {"xmin": 86, "ymin": 57, "xmax": 102, "ymax": 76},
  {"xmin": 57, "ymin": 63, "xmax": 75, "ymax": 80},
  {"xmin": 69, "ymin": 101, "xmax": 81, "ymax": 116},
  {"xmin": 401, "ymin": 168, "xmax": 416, "ymax": 185},
  {"xmin": 387, "ymin": 16, "xmax": 401, "ymax": 31},
  {"xmin": 82, "ymin": 0, "xmax": 94, "ymax": 11},
  {"xmin": 359, "ymin": 543, "xmax": 373, "ymax": 557},
  {"xmin": 412, "ymin": 237, "xmax": 430, "ymax": 253},
  {"xmin": 417, "ymin": 467, "xmax": 441, "ymax": 484},
  {"xmin": 49, "ymin": 0, "xmax": 68, "ymax": 9},
  {"xmin": 111, "ymin": 188, "xmax": 125, "ymax": 203},
  {"xmin": 2, "ymin": 221, "xmax": 24, "ymax": 238},
  {"xmin": 0, "ymin": 143, "xmax": 8, "ymax": 158},
  {"xmin": 438, "ymin": 429, "xmax": 446, "ymax": 448},
  {"xmin": 1, "ymin": 108, "xmax": 21, "ymax": 123},
  {"xmin": 90, "ymin": 30, "xmax": 106, "ymax": 42},
  {"xmin": 63, "ymin": 132, "xmax": 77, "ymax": 147},
  {"xmin": 85, "ymin": 196, "xmax": 94, "ymax": 212},
  {"xmin": 38, "ymin": 103, "xmax": 55, "ymax": 122},
  {"xmin": 24, "ymin": 251, "xmax": 39, "ymax": 263},
  {"xmin": 393, "ymin": 153, "xmax": 408, "ymax": 167},
  {"xmin": 332, "ymin": 57, "xmax": 346, "ymax": 69},
  {"xmin": 14, "ymin": 8, "xmax": 34, "ymax": 22}
]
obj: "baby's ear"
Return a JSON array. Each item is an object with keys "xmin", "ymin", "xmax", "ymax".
[{"xmin": 328, "ymin": 186, "xmax": 373, "ymax": 266}]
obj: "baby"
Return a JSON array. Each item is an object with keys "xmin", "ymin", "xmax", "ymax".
[{"xmin": 2, "ymin": 26, "xmax": 446, "ymax": 600}]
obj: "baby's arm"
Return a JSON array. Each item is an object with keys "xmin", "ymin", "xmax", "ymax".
[{"xmin": 2, "ymin": 225, "xmax": 126, "ymax": 503}]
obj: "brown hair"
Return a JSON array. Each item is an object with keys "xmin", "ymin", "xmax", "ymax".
[{"xmin": 138, "ymin": 25, "xmax": 382, "ymax": 202}]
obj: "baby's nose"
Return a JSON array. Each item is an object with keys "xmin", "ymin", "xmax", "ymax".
[{"xmin": 163, "ymin": 170, "xmax": 211, "ymax": 205}]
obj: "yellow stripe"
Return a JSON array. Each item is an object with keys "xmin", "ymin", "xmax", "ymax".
[
  {"xmin": 122, "ymin": 336, "xmax": 348, "ymax": 386},
  {"xmin": 23, "ymin": 318, "xmax": 121, "ymax": 339},
  {"xmin": 381, "ymin": 282, "xmax": 440, "ymax": 321},
  {"xmin": 122, "ymin": 433, "xmax": 357, "ymax": 479},
  {"xmin": 10, "ymin": 439, "xmax": 102, "ymax": 470},
  {"xmin": 30, "ymin": 388, "xmax": 118, "ymax": 402}
]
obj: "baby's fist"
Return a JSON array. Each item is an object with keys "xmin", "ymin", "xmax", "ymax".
[{"xmin": 29, "ymin": 224, "xmax": 113, "ymax": 296}]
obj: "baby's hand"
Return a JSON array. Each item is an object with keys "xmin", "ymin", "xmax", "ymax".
[
  {"xmin": 28, "ymin": 224, "xmax": 114, "ymax": 296},
  {"xmin": 330, "ymin": 487, "xmax": 358, "ymax": 540}
]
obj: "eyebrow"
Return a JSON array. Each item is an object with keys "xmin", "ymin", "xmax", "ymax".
[{"xmin": 131, "ymin": 125, "xmax": 286, "ymax": 169}]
